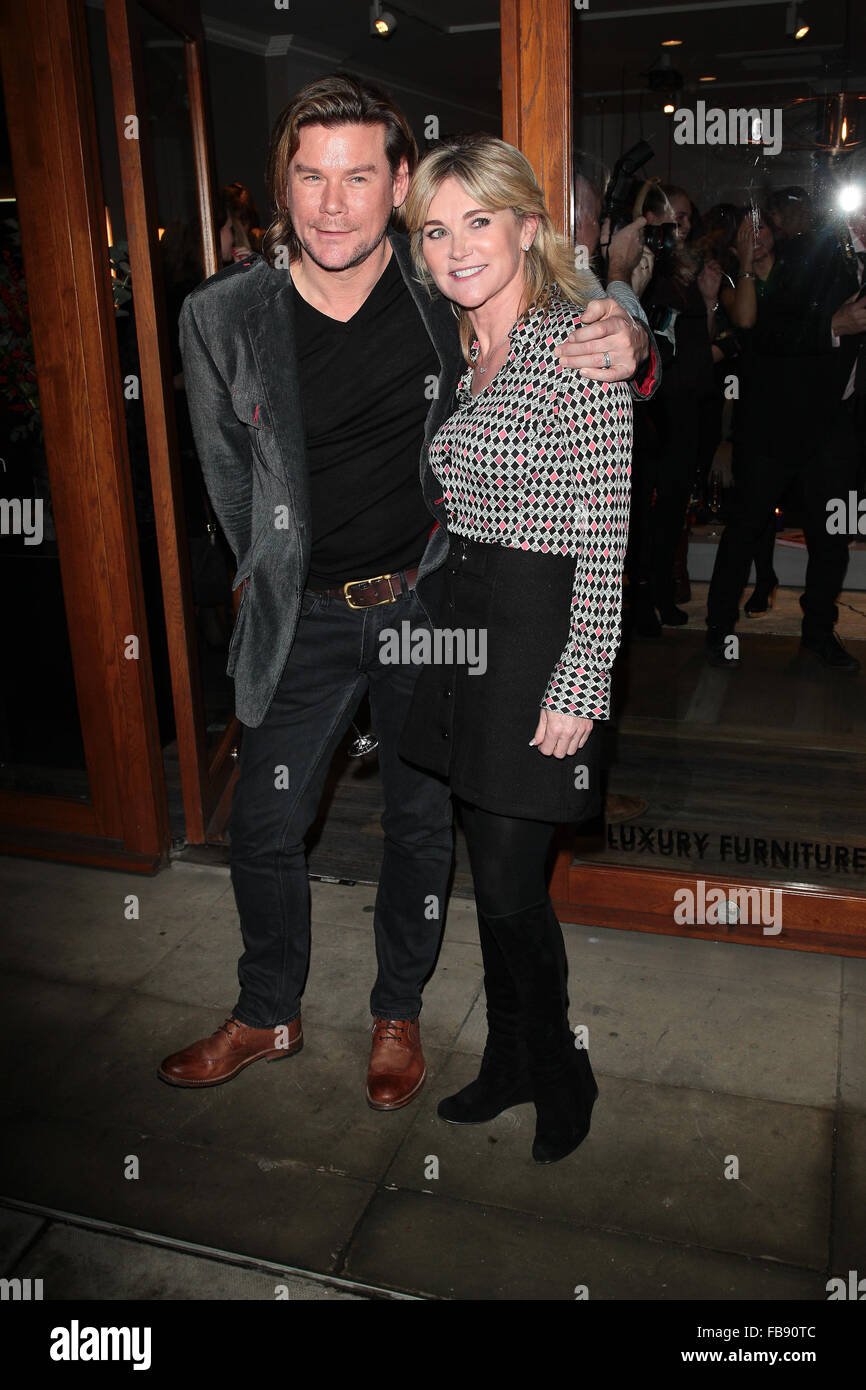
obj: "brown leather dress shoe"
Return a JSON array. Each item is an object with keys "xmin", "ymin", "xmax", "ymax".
[
  {"xmin": 157, "ymin": 1015, "xmax": 302, "ymax": 1088},
  {"xmin": 366, "ymin": 1017, "xmax": 426, "ymax": 1111}
]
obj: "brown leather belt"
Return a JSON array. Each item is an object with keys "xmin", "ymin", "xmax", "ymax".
[{"xmin": 311, "ymin": 565, "xmax": 420, "ymax": 609}]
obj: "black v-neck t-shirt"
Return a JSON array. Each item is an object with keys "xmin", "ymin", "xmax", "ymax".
[{"xmin": 293, "ymin": 251, "xmax": 441, "ymax": 588}]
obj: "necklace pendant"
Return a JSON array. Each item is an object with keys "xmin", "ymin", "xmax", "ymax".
[{"xmin": 478, "ymin": 364, "xmax": 487, "ymax": 374}]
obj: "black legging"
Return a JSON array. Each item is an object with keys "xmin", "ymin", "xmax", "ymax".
[{"xmin": 458, "ymin": 799, "xmax": 556, "ymax": 917}]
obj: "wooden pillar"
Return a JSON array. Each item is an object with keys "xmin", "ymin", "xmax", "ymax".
[
  {"xmin": 502, "ymin": 0, "xmax": 575, "ymax": 916},
  {"xmin": 0, "ymin": 0, "xmax": 170, "ymax": 869},
  {"xmin": 501, "ymin": 0, "xmax": 573, "ymax": 238},
  {"xmin": 105, "ymin": 0, "xmax": 229, "ymax": 845}
]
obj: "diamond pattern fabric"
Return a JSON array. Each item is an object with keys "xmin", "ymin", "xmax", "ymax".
[{"xmin": 428, "ymin": 292, "xmax": 633, "ymax": 719}]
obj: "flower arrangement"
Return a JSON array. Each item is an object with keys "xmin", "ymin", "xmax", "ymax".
[{"xmin": 108, "ymin": 239, "xmax": 132, "ymax": 315}]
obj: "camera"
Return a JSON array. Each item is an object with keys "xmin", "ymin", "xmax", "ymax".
[
  {"xmin": 642, "ymin": 221, "xmax": 679, "ymax": 263},
  {"xmin": 601, "ymin": 139, "xmax": 677, "ymax": 272}
]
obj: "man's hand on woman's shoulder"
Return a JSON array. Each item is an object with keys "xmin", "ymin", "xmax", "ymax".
[{"xmin": 555, "ymin": 297, "xmax": 649, "ymax": 382}]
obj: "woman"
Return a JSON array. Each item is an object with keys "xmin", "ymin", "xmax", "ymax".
[
  {"xmin": 630, "ymin": 181, "xmax": 722, "ymax": 632},
  {"xmin": 718, "ymin": 209, "xmax": 780, "ymax": 615},
  {"xmin": 398, "ymin": 134, "xmax": 632, "ymax": 1164},
  {"xmin": 221, "ymin": 181, "xmax": 265, "ymax": 257}
]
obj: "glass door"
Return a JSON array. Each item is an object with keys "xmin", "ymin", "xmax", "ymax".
[
  {"xmin": 0, "ymin": 0, "xmax": 169, "ymax": 869},
  {"xmin": 99, "ymin": 0, "xmax": 237, "ymax": 845},
  {"xmin": 562, "ymin": 0, "xmax": 866, "ymax": 952}
]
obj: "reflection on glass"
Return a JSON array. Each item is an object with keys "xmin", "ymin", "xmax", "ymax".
[
  {"xmin": 136, "ymin": 6, "xmax": 237, "ymax": 747},
  {"xmin": 572, "ymin": 5, "xmax": 866, "ymax": 895},
  {"xmin": 0, "ymin": 70, "xmax": 89, "ymax": 798},
  {"xmin": 85, "ymin": 1, "xmax": 238, "ymax": 809},
  {"xmin": 136, "ymin": 10, "xmax": 237, "ymax": 750}
]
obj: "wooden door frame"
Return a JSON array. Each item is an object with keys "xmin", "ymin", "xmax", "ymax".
[
  {"xmin": 104, "ymin": 0, "xmax": 239, "ymax": 845},
  {"xmin": 501, "ymin": 0, "xmax": 573, "ymax": 237},
  {"xmin": 500, "ymin": 0, "xmax": 866, "ymax": 953},
  {"xmin": 0, "ymin": 0, "xmax": 169, "ymax": 871}
]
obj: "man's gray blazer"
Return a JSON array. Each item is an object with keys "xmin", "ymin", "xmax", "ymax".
[{"xmin": 178, "ymin": 230, "xmax": 657, "ymax": 729}]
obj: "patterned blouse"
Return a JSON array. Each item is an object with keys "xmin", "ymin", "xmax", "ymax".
[{"xmin": 428, "ymin": 289, "xmax": 633, "ymax": 720}]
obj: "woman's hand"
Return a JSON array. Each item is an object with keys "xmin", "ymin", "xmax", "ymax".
[
  {"xmin": 697, "ymin": 259, "xmax": 723, "ymax": 304},
  {"xmin": 735, "ymin": 214, "xmax": 756, "ymax": 271},
  {"xmin": 530, "ymin": 709, "xmax": 593, "ymax": 758},
  {"xmin": 631, "ymin": 245, "xmax": 655, "ymax": 298}
]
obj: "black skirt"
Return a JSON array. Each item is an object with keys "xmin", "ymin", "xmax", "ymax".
[{"xmin": 399, "ymin": 533, "xmax": 604, "ymax": 823}]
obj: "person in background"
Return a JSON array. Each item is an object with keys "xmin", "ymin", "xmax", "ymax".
[
  {"xmin": 691, "ymin": 203, "xmax": 742, "ymax": 520},
  {"xmin": 706, "ymin": 177, "xmax": 865, "ymax": 671},
  {"xmin": 573, "ymin": 154, "xmax": 649, "ymax": 317},
  {"xmin": 718, "ymin": 208, "xmax": 781, "ymax": 617},
  {"xmin": 765, "ymin": 186, "xmax": 812, "ymax": 249},
  {"xmin": 573, "ymin": 153, "xmax": 659, "ymax": 821},
  {"xmin": 629, "ymin": 180, "xmax": 722, "ymax": 635},
  {"xmin": 221, "ymin": 181, "xmax": 265, "ymax": 257}
]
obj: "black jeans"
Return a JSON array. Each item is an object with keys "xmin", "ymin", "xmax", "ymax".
[
  {"xmin": 228, "ymin": 583, "xmax": 454, "ymax": 1028},
  {"xmin": 707, "ymin": 398, "xmax": 861, "ymax": 638}
]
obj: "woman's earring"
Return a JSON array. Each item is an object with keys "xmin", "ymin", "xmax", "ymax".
[{"xmin": 522, "ymin": 244, "xmax": 531, "ymax": 251}]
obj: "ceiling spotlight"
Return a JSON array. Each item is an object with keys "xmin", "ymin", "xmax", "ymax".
[
  {"xmin": 663, "ymin": 103, "xmax": 676, "ymax": 114},
  {"xmin": 370, "ymin": 2, "xmax": 396, "ymax": 37},
  {"xmin": 699, "ymin": 76, "xmax": 717, "ymax": 82},
  {"xmin": 785, "ymin": 3, "xmax": 809, "ymax": 39},
  {"xmin": 661, "ymin": 39, "xmax": 682, "ymax": 47}
]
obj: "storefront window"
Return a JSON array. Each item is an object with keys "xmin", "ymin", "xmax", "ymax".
[{"xmin": 572, "ymin": 3, "xmax": 866, "ymax": 901}]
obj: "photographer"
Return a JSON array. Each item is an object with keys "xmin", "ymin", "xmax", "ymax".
[
  {"xmin": 706, "ymin": 179, "xmax": 865, "ymax": 671},
  {"xmin": 715, "ymin": 208, "xmax": 782, "ymax": 616},
  {"xmin": 626, "ymin": 180, "xmax": 721, "ymax": 635},
  {"xmin": 574, "ymin": 156, "xmax": 660, "ymax": 396}
]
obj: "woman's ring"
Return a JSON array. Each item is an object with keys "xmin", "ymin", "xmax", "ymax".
[{"xmin": 603, "ymin": 351, "xmax": 611, "ymax": 369}]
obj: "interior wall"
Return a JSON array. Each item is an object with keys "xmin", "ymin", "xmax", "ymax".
[
  {"xmin": 203, "ymin": 40, "xmax": 271, "ymax": 229},
  {"xmin": 200, "ymin": 39, "xmax": 501, "ymax": 232},
  {"xmin": 263, "ymin": 51, "xmax": 501, "ymax": 154},
  {"xmin": 575, "ymin": 108, "xmax": 821, "ymax": 216}
]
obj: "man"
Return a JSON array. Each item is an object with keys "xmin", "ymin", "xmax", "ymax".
[
  {"xmin": 765, "ymin": 186, "xmax": 813, "ymax": 247},
  {"xmin": 705, "ymin": 175, "xmax": 865, "ymax": 671},
  {"xmin": 572, "ymin": 156, "xmax": 655, "ymax": 823},
  {"xmin": 159, "ymin": 74, "xmax": 658, "ymax": 1109},
  {"xmin": 574, "ymin": 156, "xmax": 650, "ymax": 306}
]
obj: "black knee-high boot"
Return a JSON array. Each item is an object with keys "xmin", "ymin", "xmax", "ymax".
[
  {"xmin": 486, "ymin": 898, "xmax": 599, "ymax": 1164},
  {"xmin": 437, "ymin": 911, "xmax": 533, "ymax": 1124}
]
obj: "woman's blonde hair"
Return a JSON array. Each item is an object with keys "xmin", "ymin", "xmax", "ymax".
[{"xmin": 404, "ymin": 133, "xmax": 601, "ymax": 360}]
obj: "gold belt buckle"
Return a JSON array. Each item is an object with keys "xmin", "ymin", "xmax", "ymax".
[{"xmin": 343, "ymin": 572, "xmax": 397, "ymax": 609}]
